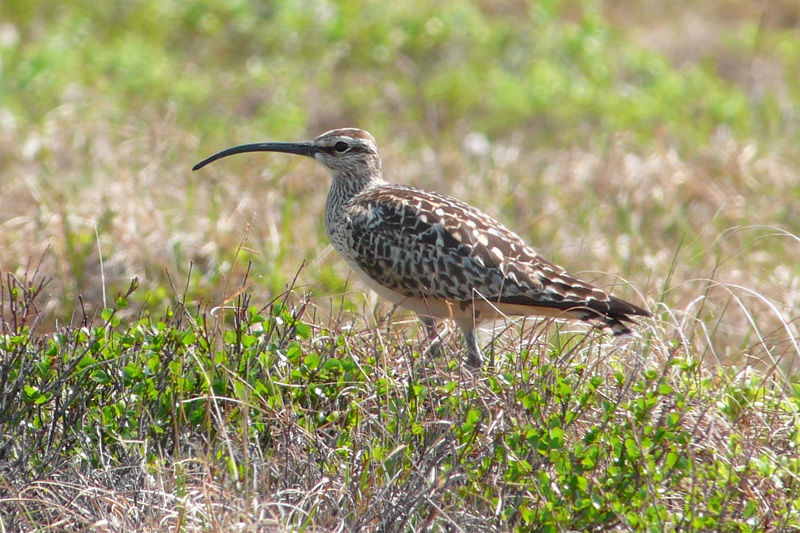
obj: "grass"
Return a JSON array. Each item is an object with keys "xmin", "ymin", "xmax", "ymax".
[
  {"xmin": 1, "ymin": 0, "xmax": 800, "ymax": 530},
  {"xmin": 2, "ymin": 265, "xmax": 798, "ymax": 530}
]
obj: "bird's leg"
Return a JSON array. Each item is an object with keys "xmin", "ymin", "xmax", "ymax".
[
  {"xmin": 456, "ymin": 319, "xmax": 483, "ymax": 369},
  {"xmin": 418, "ymin": 314, "xmax": 442, "ymax": 359}
]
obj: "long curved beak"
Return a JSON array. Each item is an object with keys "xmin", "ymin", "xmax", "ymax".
[{"xmin": 192, "ymin": 142, "xmax": 317, "ymax": 171}]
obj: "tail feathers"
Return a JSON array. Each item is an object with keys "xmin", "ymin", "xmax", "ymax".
[
  {"xmin": 496, "ymin": 292, "xmax": 650, "ymax": 336},
  {"xmin": 570, "ymin": 306, "xmax": 646, "ymax": 337}
]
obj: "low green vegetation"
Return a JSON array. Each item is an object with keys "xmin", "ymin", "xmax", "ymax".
[
  {"xmin": 3, "ymin": 270, "xmax": 798, "ymax": 530},
  {"xmin": 1, "ymin": 0, "xmax": 799, "ymax": 530}
]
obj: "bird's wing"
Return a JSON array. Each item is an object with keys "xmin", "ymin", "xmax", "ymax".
[{"xmin": 345, "ymin": 185, "xmax": 648, "ymax": 329}]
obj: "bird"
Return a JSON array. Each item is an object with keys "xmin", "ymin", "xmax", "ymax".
[{"xmin": 193, "ymin": 128, "xmax": 650, "ymax": 368}]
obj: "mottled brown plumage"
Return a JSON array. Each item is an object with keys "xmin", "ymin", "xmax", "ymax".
[{"xmin": 194, "ymin": 128, "xmax": 650, "ymax": 367}]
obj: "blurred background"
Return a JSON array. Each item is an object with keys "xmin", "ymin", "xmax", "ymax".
[{"xmin": 1, "ymin": 0, "xmax": 798, "ymax": 366}]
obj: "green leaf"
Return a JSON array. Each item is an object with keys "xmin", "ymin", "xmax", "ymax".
[
  {"xmin": 181, "ymin": 331, "xmax": 196, "ymax": 345},
  {"xmin": 322, "ymin": 358, "xmax": 342, "ymax": 371},
  {"xmin": 286, "ymin": 342, "xmax": 302, "ymax": 362},
  {"xmin": 241, "ymin": 333, "xmax": 257, "ymax": 347},
  {"xmin": 295, "ymin": 321, "xmax": 311, "ymax": 339},
  {"xmin": 304, "ymin": 352, "xmax": 321, "ymax": 370},
  {"xmin": 625, "ymin": 438, "xmax": 640, "ymax": 459},
  {"xmin": 78, "ymin": 354, "xmax": 97, "ymax": 369},
  {"xmin": 665, "ymin": 451, "xmax": 679, "ymax": 469},
  {"xmin": 658, "ymin": 383, "xmax": 674, "ymax": 395},
  {"xmin": 549, "ymin": 426, "xmax": 564, "ymax": 449}
]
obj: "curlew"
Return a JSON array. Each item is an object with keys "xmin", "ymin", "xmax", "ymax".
[{"xmin": 193, "ymin": 128, "xmax": 649, "ymax": 368}]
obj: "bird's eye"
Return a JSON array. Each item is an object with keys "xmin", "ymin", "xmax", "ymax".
[{"xmin": 333, "ymin": 141, "xmax": 349, "ymax": 153}]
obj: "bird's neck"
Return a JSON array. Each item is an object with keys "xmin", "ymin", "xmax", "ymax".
[{"xmin": 324, "ymin": 169, "xmax": 383, "ymax": 236}]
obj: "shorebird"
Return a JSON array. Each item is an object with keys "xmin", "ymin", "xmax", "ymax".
[{"xmin": 193, "ymin": 128, "xmax": 649, "ymax": 368}]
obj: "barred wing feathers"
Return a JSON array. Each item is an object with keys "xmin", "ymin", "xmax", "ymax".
[{"xmin": 343, "ymin": 184, "xmax": 648, "ymax": 334}]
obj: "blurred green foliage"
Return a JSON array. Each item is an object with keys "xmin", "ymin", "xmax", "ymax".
[{"xmin": 3, "ymin": 0, "xmax": 796, "ymax": 148}]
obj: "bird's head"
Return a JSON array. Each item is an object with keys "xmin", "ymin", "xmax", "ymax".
[{"xmin": 193, "ymin": 128, "xmax": 382, "ymax": 183}]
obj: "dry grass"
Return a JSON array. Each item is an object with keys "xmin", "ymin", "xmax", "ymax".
[{"xmin": 3, "ymin": 114, "xmax": 798, "ymax": 370}]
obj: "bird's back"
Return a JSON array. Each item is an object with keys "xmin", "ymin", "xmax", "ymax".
[{"xmin": 331, "ymin": 183, "xmax": 648, "ymax": 333}]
